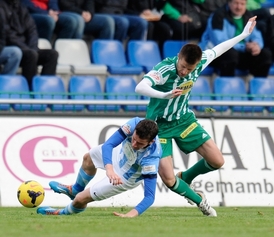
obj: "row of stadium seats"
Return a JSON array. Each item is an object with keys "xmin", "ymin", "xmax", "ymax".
[
  {"xmin": 45, "ymin": 38, "xmax": 274, "ymax": 78},
  {"xmin": 0, "ymin": 75, "xmax": 274, "ymax": 113},
  {"xmin": 193, "ymin": 77, "xmax": 274, "ymax": 113},
  {"xmin": 39, "ymin": 38, "xmax": 216, "ymax": 76},
  {"xmin": 0, "ymin": 75, "xmax": 146, "ymax": 112}
]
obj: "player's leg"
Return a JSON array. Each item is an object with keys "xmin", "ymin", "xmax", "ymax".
[
  {"xmin": 159, "ymin": 156, "xmax": 202, "ymax": 205},
  {"xmin": 37, "ymin": 188, "xmax": 94, "ymax": 215},
  {"xmin": 182, "ymin": 139, "xmax": 224, "ymax": 184},
  {"xmin": 177, "ymin": 124, "xmax": 224, "ymax": 185},
  {"xmin": 157, "ymin": 119, "xmax": 203, "ymax": 204},
  {"xmin": 158, "ymin": 155, "xmax": 216, "ymax": 216},
  {"xmin": 49, "ymin": 146, "xmax": 104, "ymax": 199}
]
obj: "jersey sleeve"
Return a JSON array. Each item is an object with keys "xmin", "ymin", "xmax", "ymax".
[
  {"xmin": 143, "ymin": 70, "xmax": 165, "ymax": 86},
  {"xmin": 120, "ymin": 117, "xmax": 142, "ymax": 136},
  {"xmin": 201, "ymin": 50, "xmax": 217, "ymax": 71},
  {"xmin": 134, "ymin": 175, "xmax": 157, "ymax": 215},
  {"xmin": 143, "ymin": 58, "xmax": 175, "ymax": 86}
]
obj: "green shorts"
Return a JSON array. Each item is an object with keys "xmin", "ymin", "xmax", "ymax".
[{"xmin": 156, "ymin": 113, "xmax": 211, "ymax": 158}]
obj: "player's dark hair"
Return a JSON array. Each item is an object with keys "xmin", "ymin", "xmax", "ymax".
[
  {"xmin": 135, "ymin": 119, "xmax": 158, "ymax": 142},
  {"xmin": 178, "ymin": 44, "xmax": 202, "ymax": 64}
]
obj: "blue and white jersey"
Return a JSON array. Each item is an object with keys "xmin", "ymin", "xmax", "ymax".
[{"xmin": 112, "ymin": 117, "xmax": 162, "ymax": 184}]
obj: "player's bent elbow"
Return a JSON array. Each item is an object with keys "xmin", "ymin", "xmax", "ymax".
[{"xmin": 135, "ymin": 84, "xmax": 141, "ymax": 94}]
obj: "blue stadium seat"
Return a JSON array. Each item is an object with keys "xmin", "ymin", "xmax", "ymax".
[
  {"xmin": 69, "ymin": 75, "xmax": 115, "ymax": 111},
  {"xmin": 105, "ymin": 76, "xmax": 146, "ymax": 112},
  {"xmin": 127, "ymin": 40, "xmax": 162, "ymax": 73},
  {"xmin": 190, "ymin": 77, "xmax": 212, "ymax": 112},
  {"xmin": 249, "ymin": 77, "xmax": 274, "ymax": 112},
  {"xmin": 213, "ymin": 77, "xmax": 252, "ymax": 112},
  {"xmin": 268, "ymin": 64, "xmax": 274, "ymax": 76},
  {"xmin": 32, "ymin": 75, "xmax": 79, "ymax": 111},
  {"xmin": 261, "ymin": 0, "xmax": 274, "ymax": 8},
  {"xmin": 0, "ymin": 75, "xmax": 45, "ymax": 111},
  {"xmin": 91, "ymin": 40, "xmax": 143, "ymax": 75},
  {"xmin": 200, "ymin": 66, "xmax": 215, "ymax": 76},
  {"xmin": 162, "ymin": 40, "xmax": 188, "ymax": 58}
]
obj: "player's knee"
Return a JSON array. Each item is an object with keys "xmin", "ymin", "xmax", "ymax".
[
  {"xmin": 83, "ymin": 153, "xmax": 94, "ymax": 167},
  {"xmin": 211, "ymin": 157, "xmax": 225, "ymax": 169},
  {"xmin": 160, "ymin": 175, "xmax": 176, "ymax": 188},
  {"xmin": 73, "ymin": 194, "xmax": 85, "ymax": 207}
]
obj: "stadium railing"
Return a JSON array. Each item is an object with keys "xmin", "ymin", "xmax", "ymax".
[{"xmin": 0, "ymin": 91, "xmax": 274, "ymax": 118}]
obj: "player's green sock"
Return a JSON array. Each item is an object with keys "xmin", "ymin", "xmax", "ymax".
[
  {"xmin": 182, "ymin": 159, "xmax": 217, "ymax": 184},
  {"xmin": 60, "ymin": 203, "xmax": 86, "ymax": 215},
  {"xmin": 170, "ymin": 176, "xmax": 202, "ymax": 205},
  {"xmin": 72, "ymin": 167, "xmax": 94, "ymax": 194}
]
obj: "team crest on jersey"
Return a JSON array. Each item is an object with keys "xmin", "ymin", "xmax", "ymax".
[
  {"xmin": 122, "ymin": 124, "xmax": 131, "ymax": 135},
  {"xmin": 147, "ymin": 70, "xmax": 162, "ymax": 83},
  {"xmin": 177, "ymin": 80, "xmax": 193, "ymax": 95}
]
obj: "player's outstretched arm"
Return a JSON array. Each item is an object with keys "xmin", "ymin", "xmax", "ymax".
[{"xmin": 212, "ymin": 16, "xmax": 257, "ymax": 58}]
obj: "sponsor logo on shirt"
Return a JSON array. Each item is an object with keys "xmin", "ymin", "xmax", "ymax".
[
  {"xmin": 176, "ymin": 81, "xmax": 193, "ymax": 95},
  {"xmin": 159, "ymin": 138, "xmax": 167, "ymax": 144},
  {"xmin": 143, "ymin": 165, "xmax": 156, "ymax": 172},
  {"xmin": 180, "ymin": 122, "xmax": 198, "ymax": 138}
]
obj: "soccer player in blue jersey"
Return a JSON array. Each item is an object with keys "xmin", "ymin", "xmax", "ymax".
[
  {"xmin": 135, "ymin": 16, "xmax": 257, "ymax": 216},
  {"xmin": 37, "ymin": 117, "xmax": 162, "ymax": 217}
]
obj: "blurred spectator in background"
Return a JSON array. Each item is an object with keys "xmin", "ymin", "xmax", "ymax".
[
  {"xmin": 0, "ymin": 15, "xmax": 22, "ymax": 75},
  {"xmin": 21, "ymin": 0, "xmax": 85, "ymax": 42},
  {"xmin": 95, "ymin": 0, "xmax": 148, "ymax": 41},
  {"xmin": 158, "ymin": 0, "xmax": 205, "ymax": 41},
  {"xmin": 0, "ymin": 0, "xmax": 58, "ymax": 89},
  {"xmin": 199, "ymin": 0, "xmax": 272, "ymax": 77},
  {"xmin": 127, "ymin": 0, "xmax": 173, "ymax": 56},
  {"xmin": 58, "ymin": 0, "xmax": 115, "ymax": 40},
  {"xmin": 246, "ymin": 0, "xmax": 274, "ymax": 60},
  {"xmin": 192, "ymin": 0, "xmax": 227, "ymax": 29}
]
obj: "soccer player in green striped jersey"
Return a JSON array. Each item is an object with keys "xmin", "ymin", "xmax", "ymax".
[{"xmin": 136, "ymin": 16, "xmax": 257, "ymax": 216}]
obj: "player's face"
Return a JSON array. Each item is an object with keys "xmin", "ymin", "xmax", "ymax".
[
  {"xmin": 229, "ymin": 0, "xmax": 246, "ymax": 17},
  {"xmin": 131, "ymin": 131, "xmax": 151, "ymax": 150},
  {"xmin": 176, "ymin": 57, "xmax": 198, "ymax": 77}
]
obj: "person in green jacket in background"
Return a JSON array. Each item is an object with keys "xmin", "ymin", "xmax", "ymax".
[
  {"xmin": 158, "ymin": 0, "xmax": 205, "ymax": 40},
  {"xmin": 246, "ymin": 0, "xmax": 274, "ymax": 60}
]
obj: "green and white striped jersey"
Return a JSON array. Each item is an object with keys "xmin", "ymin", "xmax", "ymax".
[{"xmin": 144, "ymin": 49, "xmax": 216, "ymax": 121}]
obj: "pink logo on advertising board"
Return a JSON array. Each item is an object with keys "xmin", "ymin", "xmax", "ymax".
[{"xmin": 2, "ymin": 124, "xmax": 90, "ymax": 189}]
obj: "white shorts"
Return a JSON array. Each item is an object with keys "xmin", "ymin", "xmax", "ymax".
[{"xmin": 88, "ymin": 144, "xmax": 140, "ymax": 201}]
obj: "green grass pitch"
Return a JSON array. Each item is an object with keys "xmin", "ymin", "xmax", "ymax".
[{"xmin": 0, "ymin": 207, "xmax": 274, "ymax": 237}]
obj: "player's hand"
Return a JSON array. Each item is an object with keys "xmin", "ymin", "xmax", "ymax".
[
  {"xmin": 243, "ymin": 16, "xmax": 257, "ymax": 35},
  {"xmin": 164, "ymin": 89, "xmax": 183, "ymax": 99},
  {"xmin": 172, "ymin": 88, "xmax": 183, "ymax": 98},
  {"xmin": 105, "ymin": 165, "xmax": 123, "ymax": 185},
  {"xmin": 113, "ymin": 209, "xmax": 138, "ymax": 217}
]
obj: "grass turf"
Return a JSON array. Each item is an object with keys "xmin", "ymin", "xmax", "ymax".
[{"xmin": 0, "ymin": 207, "xmax": 274, "ymax": 237}]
